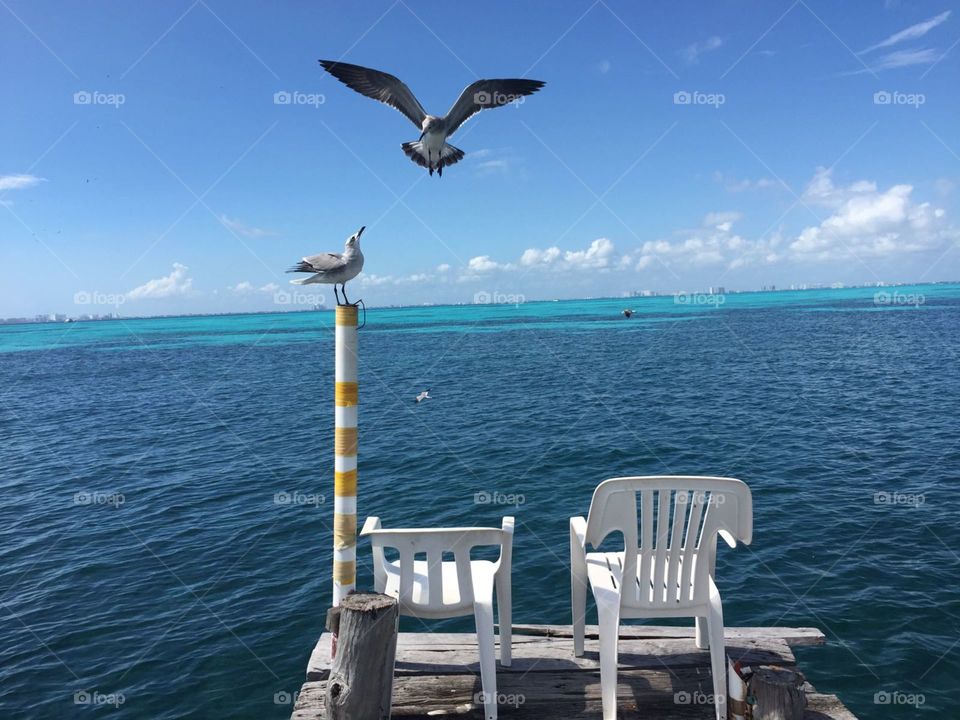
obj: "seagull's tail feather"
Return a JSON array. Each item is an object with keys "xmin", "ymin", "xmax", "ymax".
[
  {"xmin": 401, "ymin": 141, "xmax": 430, "ymax": 169},
  {"xmin": 401, "ymin": 141, "xmax": 465, "ymax": 174},
  {"xmin": 287, "ymin": 261, "xmax": 314, "ymax": 273},
  {"xmin": 440, "ymin": 143, "xmax": 465, "ymax": 166},
  {"xmin": 290, "ymin": 273, "xmax": 322, "ymax": 285}
]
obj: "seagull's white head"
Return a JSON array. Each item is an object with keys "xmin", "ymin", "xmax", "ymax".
[
  {"xmin": 345, "ymin": 225, "xmax": 364, "ymax": 250},
  {"xmin": 419, "ymin": 115, "xmax": 442, "ymax": 140}
]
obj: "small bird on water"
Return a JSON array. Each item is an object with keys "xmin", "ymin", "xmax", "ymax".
[
  {"xmin": 287, "ymin": 226, "xmax": 365, "ymax": 306},
  {"xmin": 415, "ymin": 390, "xmax": 432, "ymax": 403},
  {"xmin": 319, "ymin": 60, "xmax": 545, "ymax": 176}
]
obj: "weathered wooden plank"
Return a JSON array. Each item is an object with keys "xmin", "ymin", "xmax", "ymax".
[
  {"xmin": 307, "ymin": 632, "xmax": 795, "ymax": 680},
  {"xmin": 291, "ymin": 674, "xmax": 857, "ymax": 720},
  {"xmin": 511, "ymin": 624, "xmax": 826, "ymax": 647}
]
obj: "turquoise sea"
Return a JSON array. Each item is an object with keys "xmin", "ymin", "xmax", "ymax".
[{"xmin": 1, "ymin": 284, "xmax": 958, "ymax": 718}]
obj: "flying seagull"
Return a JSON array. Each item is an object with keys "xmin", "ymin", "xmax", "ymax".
[
  {"xmin": 287, "ymin": 226, "xmax": 365, "ymax": 306},
  {"xmin": 319, "ymin": 60, "xmax": 545, "ymax": 176},
  {"xmin": 415, "ymin": 390, "xmax": 432, "ymax": 403}
]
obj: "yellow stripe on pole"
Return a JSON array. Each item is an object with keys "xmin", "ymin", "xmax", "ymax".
[
  {"xmin": 335, "ymin": 381, "xmax": 358, "ymax": 407},
  {"xmin": 335, "ymin": 470, "xmax": 357, "ymax": 496},
  {"xmin": 333, "ymin": 560, "xmax": 356, "ymax": 585},
  {"xmin": 334, "ymin": 427, "xmax": 358, "ymax": 456},
  {"xmin": 333, "ymin": 513, "xmax": 358, "ymax": 548},
  {"xmin": 335, "ymin": 305, "xmax": 359, "ymax": 325}
]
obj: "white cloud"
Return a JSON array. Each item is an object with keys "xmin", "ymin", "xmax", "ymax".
[
  {"xmin": 597, "ymin": 59, "xmax": 612, "ymax": 74},
  {"xmin": 852, "ymin": 47, "xmax": 942, "ymax": 74},
  {"xmin": 127, "ymin": 263, "xmax": 193, "ymax": 300},
  {"xmin": 436, "ymin": 263, "xmax": 451, "ymax": 273},
  {"xmin": 358, "ymin": 272, "xmax": 434, "ymax": 287},
  {"xmin": 561, "ymin": 238, "xmax": 616, "ymax": 269},
  {"xmin": 631, "ymin": 170, "xmax": 956, "ymax": 270},
  {"xmin": 703, "ymin": 211, "xmax": 742, "ymax": 228},
  {"xmin": 229, "ymin": 281, "xmax": 254, "ymax": 294},
  {"xmin": 0, "ymin": 174, "xmax": 45, "ymax": 193},
  {"xmin": 228, "ymin": 281, "xmax": 282, "ymax": 295},
  {"xmin": 219, "ymin": 214, "xmax": 276, "ymax": 239},
  {"xmin": 468, "ymin": 255, "xmax": 504, "ymax": 272},
  {"xmin": 680, "ymin": 36, "xmax": 723, "ymax": 65},
  {"xmin": 469, "ymin": 148, "xmax": 517, "ymax": 176},
  {"xmin": 520, "ymin": 246, "xmax": 562, "ymax": 266},
  {"xmin": 861, "ymin": 10, "xmax": 951, "ymax": 53},
  {"xmin": 789, "ymin": 170, "xmax": 949, "ymax": 259}
]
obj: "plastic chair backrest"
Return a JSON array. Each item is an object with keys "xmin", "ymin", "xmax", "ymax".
[
  {"xmin": 584, "ymin": 476, "xmax": 752, "ymax": 609},
  {"xmin": 367, "ymin": 527, "xmax": 506, "ymax": 614}
]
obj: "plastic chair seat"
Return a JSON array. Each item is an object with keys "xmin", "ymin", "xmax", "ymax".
[{"xmin": 383, "ymin": 559, "xmax": 496, "ymax": 608}]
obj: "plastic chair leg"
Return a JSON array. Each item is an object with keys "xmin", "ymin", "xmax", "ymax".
[
  {"xmin": 597, "ymin": 601, "xmax": 621, "ymax": 720},
  {"xmin": 496, "ymin": 577, "xmax": 512, "ymax": 666},
  {"xmin": 571, "ymin": 571, "xmax": 587, "ymax": 657},
  {"xmin": 707, "ymin": 601, "xmax": 727, "ymax": 720},
  {"xmin": 474, "ymin": 600, "xmax": 498, "ymax": 720},
  {"xmin": 695, "ymin": 616, "xmax": 709, "ymax": 649}
]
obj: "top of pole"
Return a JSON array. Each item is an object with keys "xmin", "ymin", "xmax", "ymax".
[{"xmin": 335, "ymin": 305, "xmax": 359, "ymax": 326}]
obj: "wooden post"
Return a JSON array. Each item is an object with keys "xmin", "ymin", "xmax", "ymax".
[
  {"xmin": 749, "ymin": 665, "xmax": 807, "ymax": 719},
  {"xmin": 325, "ymin": 592, "xmax": 398, "ymax": 720}
]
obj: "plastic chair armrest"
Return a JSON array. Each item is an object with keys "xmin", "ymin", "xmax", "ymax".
[{"xmin": 360, "ymin": 516, "xmax": 382, "ymax": 536}]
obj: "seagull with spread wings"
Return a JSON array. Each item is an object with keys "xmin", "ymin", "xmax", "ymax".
[{"xmin": 319, "ymin": 60, "xmax": 545, "ymax": 176}]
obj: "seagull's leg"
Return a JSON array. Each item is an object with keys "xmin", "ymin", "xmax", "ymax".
[
  {"xmin": 342, "ymin": 283, "xmax": 350, "ymax": 305},
  {"xmin": 438, "ymin": 160, "xmax": 443, "ymax": 177},
  {"xmin": 333, "ymin": 284, "xmax": 341, "ymax": 306}
]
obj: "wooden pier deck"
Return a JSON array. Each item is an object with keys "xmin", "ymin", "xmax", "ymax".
[{"xmin": 292, "ymin": 624, "xmax": 858, "ymax": 719}]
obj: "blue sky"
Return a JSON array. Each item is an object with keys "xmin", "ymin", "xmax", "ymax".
[{"xmin": 2, "ymin": 0, "xmax": 958, "ymax": 316}]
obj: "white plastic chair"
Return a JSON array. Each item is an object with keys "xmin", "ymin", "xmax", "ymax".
[
  {"xmin": 360, "ymin": 516, "xmax": 514, "ymax": 720},
  {"xmin": 570, "ymin": 476, "xmax": 752, "ymax": 720}
]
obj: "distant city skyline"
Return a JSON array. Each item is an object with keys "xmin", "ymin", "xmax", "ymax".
[
  {"xmin": 3, "ymin": 2, "xmax": 958, "ymax": 316},
  {"xmin": 5, "ymin": 278, "xmax": 956, "ymax": 325}
]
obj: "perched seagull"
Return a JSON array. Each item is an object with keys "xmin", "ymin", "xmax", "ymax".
[
  {"xmin": 287, "ymin": 226, "xmax": 365, "ymax": 306},
  {"xmin": 415, "ymin": 390, "xmax": 432, "ymax": 403},
  {"xmin": 319, "ymin": 60, "xmax": 545, "ymax": 176}
]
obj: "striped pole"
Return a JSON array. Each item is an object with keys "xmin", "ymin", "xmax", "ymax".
[{"xmin": 333, "ymin": 304, "xmax": 359, "ymax": 605}]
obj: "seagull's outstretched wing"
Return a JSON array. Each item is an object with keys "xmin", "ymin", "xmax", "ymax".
[
  {"xmin": 287, "ymin": 252, "xmax": 343, "ymax": 273},
  {"xmin": 443, "ymin": 78, "xmax": 545, "ymax": 135},
  {"xmin": 319, "ymin": 60, "xmax": 427, "ymax": 129}
]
